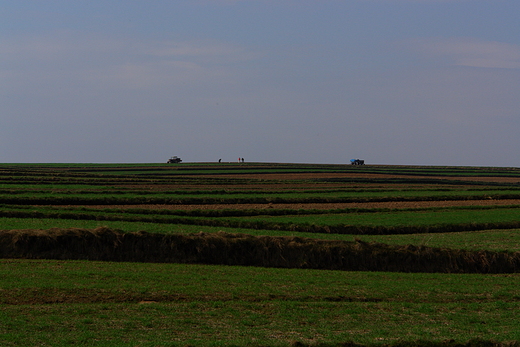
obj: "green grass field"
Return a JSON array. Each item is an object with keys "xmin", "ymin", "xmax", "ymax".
[
  {"xmin": 2, "ymin": 163, "xmax": 520, "ymax": 346},
  {"xmin": 2, "ymin": 260, "xmax": 520, "ymax": 346}
]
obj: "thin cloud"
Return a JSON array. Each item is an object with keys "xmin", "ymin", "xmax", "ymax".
[
  {"xmin": 360, "ymin": 0, "xmax": 476, "ymax": 2},
  {"xmin": 412, "ymin": 37, "xmax": 520, "ymax": 69},
  {"xmin": 1, "ymin": 33, "xmax": 259, "ymax": 90},
  {"xmin": 147, "ymin": 42, "xmax": 239, "ymax": 57},
  {"xmin": 142, "ymin": 40, "xmax": 262, "ymax": 63},
  {"xmin": 79, "ymin": 60, "xmax": 219, "ymax": 90},
  {"xmin": 1, "ymin": 33, "xmax": 257, "ymax": 62}
]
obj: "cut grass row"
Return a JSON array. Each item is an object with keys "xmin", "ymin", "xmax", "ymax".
[
  {"xmin": 3, "ymin": 227, "xmax": 520, "ymax": 273},
  {"xmin": 4, "ymin": 188, "xmax": 520, "ymax": 197},
  {"xmin": 2, "ymin": 217, "xmax": 520, "ymax": 252},
  {"xmin": 3, "ymin": 162, "xmax": 520, "ymax": 175},
  {"xmin": 3, "ymin": 204, "xmax": 520, "ymax": 235},
  {"xmin": 0, "ymin": 175, "xmax": 503, "ymax": 187},
  {"xmin": 229, "ymin": 206, "xmax": 520, "ymax": 228},
  {"xmin": 0, "ymin": 163, "xmax": 349, "ymax": 177},
  {"xmin": 6, "ymin": 185, "xmax": 515, "ymax": 192},
  {"xmin": 3, "ymin": 192, "xmax": 520, "ymax": 205}
]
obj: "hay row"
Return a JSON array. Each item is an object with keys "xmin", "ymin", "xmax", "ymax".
[
  {"xmin": 2, "ymin": 208, "xmax": 520, "ymax": 235},
  {"xmin": 56, "ymin": 204, "xmax": 520, "ymax": 217},
  {"xmin": 3, "ymin": 193, "xmax": 520, "ymax": 206},
  {"xmin": 2, "ymin": 228, "xmax": 520, "ymax": 273}
]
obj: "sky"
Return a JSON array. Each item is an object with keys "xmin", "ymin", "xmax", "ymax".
[{"xmin": 1, "ymin": 0, "xmax": 520, "ymax": 166}]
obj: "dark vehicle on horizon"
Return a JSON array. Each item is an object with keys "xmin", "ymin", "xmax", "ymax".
[
  {"xmin": 167, "ymin": 156, "xmax": 182, "ymax": 163},
  {"xmin": 350, "ymin": 159, "xmax": 365, "ymax": 165}
]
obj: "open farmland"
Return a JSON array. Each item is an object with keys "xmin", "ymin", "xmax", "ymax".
[{"xmin": 1, "ymin": 162, "xmax": 520, "ymax": 346}]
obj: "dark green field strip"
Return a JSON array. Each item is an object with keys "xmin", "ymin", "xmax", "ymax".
[
  {"xmin": 186, "ymin": 207, "xmax": 520, "ymax": 235},
  {"xmin": 361, "ymin": 169, "xmax": 520, "ymax": 178},
  {"xmin": 314, "ymin": 177, "xmax": 520, "ymax": 187},
  {"xmin": 227, "ymin": 207, "xmax": 520, "ymax": 229},
  {"xmin": 359, "ymin": 229, "xmax": 520, "ymax": 252},
  {"xmin": 236, "ymin": 207, "xmax": 520, "ymax": 225},
  {"xmin": 78, "ymin": 203, "xmax": 520, "ymax": 218},
  {"xmin": 0, "ymin": 207, "xmax": 203, "ymax": 225},
  {"xmin": 324, "ymin": 164, "xmax": 520, "ymax": 177}
]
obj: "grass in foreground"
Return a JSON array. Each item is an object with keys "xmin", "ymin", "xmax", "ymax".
[
  {"xmin": 2, "ymin": 301, "xmax": 520, "ymax": 346},
  {"xmin": 1, "ymin": 260, "xmax": 520, "ymax": 346}
]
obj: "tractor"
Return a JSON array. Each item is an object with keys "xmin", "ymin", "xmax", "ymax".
[
  {"xmin": 167, "ymin": 156, "xmax": 182, "ymax": 164},
  {"xmin": 350, "ymin": 159, "xmax": 365, "ymax": 165}
]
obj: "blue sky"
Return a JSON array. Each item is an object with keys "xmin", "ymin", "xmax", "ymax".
[{"xmin": 2, "ymin": 0, "xmax": 519, "ymax": 165}]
